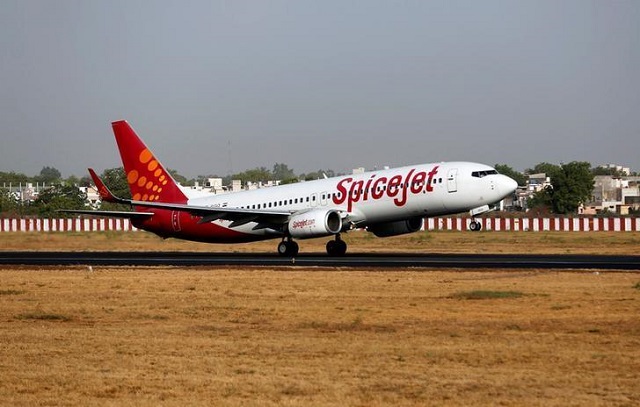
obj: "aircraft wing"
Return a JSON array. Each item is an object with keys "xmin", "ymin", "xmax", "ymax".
[
  {"xmin": 127, "ymin": 199, "xmax": 292, "ymax": 228},
  {"xmin": 58, "ymin": 203, "xmax": 291, "ymax": 229}
]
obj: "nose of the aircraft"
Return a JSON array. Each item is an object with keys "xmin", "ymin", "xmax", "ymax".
[{"xmin": 500, "ymin": 175, "xmax": 518, "ymax": 196}]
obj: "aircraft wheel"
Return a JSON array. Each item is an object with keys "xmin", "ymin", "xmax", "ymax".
[
  {"xmin": 326, "ymin": 240, "xmax": 336, "ymax": 254},
  {"xmin": 469, "ymin": 221, "xmax": 482, "ymax": 232},
  {"xmin": 278, "ymin": 240, "xmax": 299, "ymax": 257},
  {"xmin": 326, "ymin": 238, "xmax": 347, "ymax": 256},
  {"xmin": 278, "ymin": 241, "xmax": 288, "ymax": 256},
  {"xmin": 289, "ymin": 241, "xmax": 299, "ymax": 256}
]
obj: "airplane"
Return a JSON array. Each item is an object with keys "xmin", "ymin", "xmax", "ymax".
[{"xmin": 63, "ymin": 120, "xmax": 518, "ymax": 256}]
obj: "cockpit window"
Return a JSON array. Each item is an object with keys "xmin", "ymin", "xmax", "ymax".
[{"xmin": 471, "ymin": 170, "xmax": 498, "ymax": 178}]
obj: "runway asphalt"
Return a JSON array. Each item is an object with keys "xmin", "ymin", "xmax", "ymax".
[{"xmin": 1, "ymin": 252, "xmax": 639, "ymax": 270}]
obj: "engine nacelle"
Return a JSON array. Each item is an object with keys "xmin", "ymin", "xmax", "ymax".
[
  {"xmin": 287, "ymin": 209, "xmax": 343, "ymax": 239},
  {"xmin": 367, "ymin": 217, "xmax": 424, "ymax": 238}
]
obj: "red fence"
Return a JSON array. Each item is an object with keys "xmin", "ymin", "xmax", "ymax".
[
  {"xmin": 0, "ymin": 218, "xmax": 135, "ymax": 232},
  {"xmin": 424, "ymin": 217, "xmax": 640, "ymax": 232},
  {"xmin": 1, "ymin": 217, "xmax": 639, "ymax": 233}
]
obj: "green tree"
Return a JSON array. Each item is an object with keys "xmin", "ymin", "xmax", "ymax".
[
  {"xmin": 0, "ymin": 171, "xmax": 30, "ymax": 186},
  {"xmin": 0, "ymin": 188, "xmax": 19, "ymax": 215},
  {"xmin": 100, "ymin": 168, "xmax": 130, "ymax": 199},
  {"xmin": 234, "ymin": 167, "xmax": 273, "ymax": 183},
  {"xmin": 591, "ymin": 166, "xmax": 624, "ymax": 177},
  {"xmin": 65, "ymin": 175, "xmax": 80, "ymax": 186},
  {"xmin": 302, "ymin": 169, "xmax": 336, "ymax": 181},
  {"xmin": 99, "ymin": 167, "xmax": 132, "ymax": 211},
  {"xmin": 551, "ymin": 161, "xmax": 594, "ymax": 214},
  {"xmin": 527, "ymin": 162, "xmax": 594, "ymax": 214},
  {"xmin": 33, "ymin": 184, "xmax": 86, "ymax": 217},
  {"xmin": 167, "ymin": 169, "xmax": 194, "ymax": 186},
  {"xmin": 272, "ymin": 163, "xmax": 296, "ymax": 181},
  {"xmin": 79, "ymin": 175, "xmax": 93, "ymax": 187},
  {"xmin": 35, "ymin": 166, "xmax": 62, "ymax": 184},
  {"xmin": 527, "ymin": 188, "xmax": 554, "ymax": 213},
  {"xmin": 494, "ymin": 164, "xmax": 526, "ymax": 186},
  {"xmin": 526, "ymin": 162, "xmax": 561, "ymax": 177}
]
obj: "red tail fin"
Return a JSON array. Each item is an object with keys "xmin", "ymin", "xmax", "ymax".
[{"xmin": 112, "ymin": 120, "xmax": 188, "ymax": 204}]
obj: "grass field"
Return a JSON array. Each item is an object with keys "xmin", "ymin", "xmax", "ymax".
[{"xmin": 1, "ymin": 231, "xmax": 639, "ymax": 406}]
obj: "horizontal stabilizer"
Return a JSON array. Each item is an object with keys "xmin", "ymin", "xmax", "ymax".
[{"xmin": 57, "ymin": 210, "xmax": 153, "ymax": 220}]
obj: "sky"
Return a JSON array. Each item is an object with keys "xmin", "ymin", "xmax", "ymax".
[{"xmin": 1, "ymin": 0, "xmax": 638, "ymax": 179}]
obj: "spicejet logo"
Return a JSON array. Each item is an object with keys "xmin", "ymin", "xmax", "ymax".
[
  {"xmin": 333, "ymin": 166, "xmax": 439, "ymax": 212},
  {"xmin": 292, "ymin": 219, "xmax": 316, "ymax": 229}
]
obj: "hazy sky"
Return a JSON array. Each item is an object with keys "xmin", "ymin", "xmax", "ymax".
[{"xmin": 1, "ymin": 0, "xmax": 638, "ymax": 179}]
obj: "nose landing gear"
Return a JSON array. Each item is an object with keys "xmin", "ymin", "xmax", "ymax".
[
  {"xmin": 469, "ymin": 219, "xmax": 482, "ymax": 231},
  {"xmin": 326, "ymin": 234, "xmax": 347, "ymax": 256}
]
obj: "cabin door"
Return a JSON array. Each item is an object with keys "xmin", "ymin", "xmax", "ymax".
[{"xmin": 447, "ymin": 169, "xmax": 458, "ymax": 193}]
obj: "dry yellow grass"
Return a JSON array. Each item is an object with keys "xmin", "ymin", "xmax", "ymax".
[
  {"xmin": 1, "ymin": 231, "xmax": 639, "ymax": 405},
  {"xmin": 1, "ymin": 267, "xmax": 639, "ymax": 406},
  {"xmin": 1, "ymin": 229, "xmax": 640, "ymax": 254}
]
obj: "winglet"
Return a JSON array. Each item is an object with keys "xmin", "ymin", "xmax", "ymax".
[{"xmin": 88, "ymin": 168, "xmax": 127, "ymax": 204}]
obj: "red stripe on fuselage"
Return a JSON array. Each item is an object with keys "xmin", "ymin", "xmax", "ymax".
[{"xmin": 133, "ymin": 209, "xmax": 264, "ymax": 244}]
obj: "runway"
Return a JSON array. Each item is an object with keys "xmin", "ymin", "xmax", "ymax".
[{"xmin": 1, "ymin": 252, "xmax": 639, "ymax": 270}]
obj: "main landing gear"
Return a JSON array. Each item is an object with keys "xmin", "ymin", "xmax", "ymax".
[
  {"xmin": 277, "ymin": 235, "xmax": 348, "ymax": 257},
  {"xmin": 277, "ymin": 239, "xmax": 299, "ymax": 257},
  {"xmin": 469, "ymin": 219, "xmax": 482, "ymax": 232},
  {"xmin": 326, "ymin": 234, "xmax": 347, "ymax": 256}
]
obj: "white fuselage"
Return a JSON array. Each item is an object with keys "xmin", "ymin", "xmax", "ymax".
[{"xmin": 183, "ymin": 161, "xmax": 517, "ymax": 238}]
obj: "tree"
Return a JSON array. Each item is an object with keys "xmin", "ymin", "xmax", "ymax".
[
  {"xmin": 33, "ymin": 184, "xmax": 86, "ymax": 217},
  {"xmin": 79, "ymin": 175, "xmax": 93, "ymax": 187},
  {"xmin": 527, "ymin": 161, "xmax": 594, "ymax": 214},
  {"xmin": 494, "ymin": 164, "xmax": 526, "ymax": 186},
  {"xmin": 65, "ymin": 175, "xmax": 80, "ymax": 187},
  {"xmin": 272, "ymin": 163, "xmax": 295, "ymax": 181},
  {"xmin": 300, "ymin": 169, "xmax": 336, "ymax": 181},
  {"xmin": 0, "ymin": 171, "xmax": 29, "ymax": 186},
  {"xmin": 526, "ymin": 162, "xmax": 561, "ymax": 177},
  {"xmin": 167, "ymin": 169, "xmax": 194, "ymax": 186},
  {"xmin": 0, "ymin": 188, "xmax": 19, "ymax": 215},
  {"xmin": 592, "ymin": 166, "xmax": 624, "ymax": 177},
  {"xmin": 527, "ymin": 188, "xmax": 553, "ymax": 213},
  {"xmin": 233, "ymin": 167, "xmax": 273, "ymax": 184},
  {"xmin": 35, "ymin": 166, "xmax": 62, "ymax": 184},
  {"xmin": 99, "ymin": 167, "xmax": 131, "ymax": 211},
  {"xmin": 100, "ymin": 168, "xmax": 130, "ymax": 199},
  {"xmin": 551, "ymin": 161, "xmax": 594, "ymax": 214}
]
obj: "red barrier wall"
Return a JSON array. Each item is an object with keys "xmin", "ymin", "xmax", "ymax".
[{"xmin": 1, "ymin": 217, "xmax": 638, "ymax": 232}]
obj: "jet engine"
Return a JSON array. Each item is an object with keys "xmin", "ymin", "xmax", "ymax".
[
  {"xmin": 287, "ymin": 209, "xmax": 343, "ymax": 239},
  {"xmin": 367, "ymin": 217, "xmax": 424, "ymax": 238}
]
